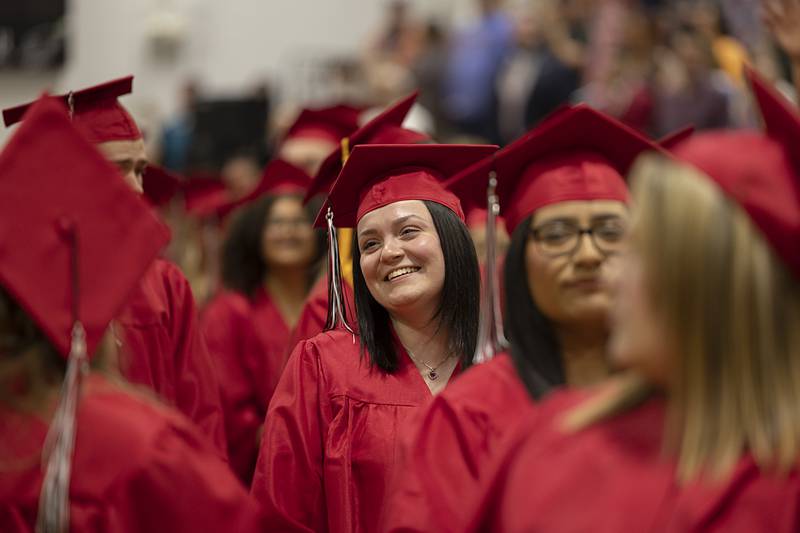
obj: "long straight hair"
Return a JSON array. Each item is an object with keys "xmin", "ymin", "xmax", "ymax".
[
  {"xmin": 503, "ymin": 219, "xmax": 565, "ymax": 399},
  {"xmin": 567, "ymin": 155, "xmax": 800, "ymax": 482},
  {"xmin": 352, "ymin": 201, "xmax": 480, "ymax": 373}
]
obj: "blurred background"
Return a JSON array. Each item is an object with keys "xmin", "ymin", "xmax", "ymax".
[{"xmin": 1, "ymin": 0, "xmax": 795, "ymax": 161}]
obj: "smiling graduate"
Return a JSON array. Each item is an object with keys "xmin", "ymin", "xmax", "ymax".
[{"xmin": 249, "ymin": 143, "xmax": 496, "ymax": 532}]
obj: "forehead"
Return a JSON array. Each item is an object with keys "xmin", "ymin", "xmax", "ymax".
[
  {"xmin": 269, "ymin": 195, "xmax": 304, "ymax": 216},
  {"xmin": 532, "ymin": 200, "xmax": 628, "ymax": 224},
  {"xmin": 95, "ymin": 138, "xmax": 146, "ymax": 162},
  {"xmin": 357, "ymin": 199, "xmax": 432, "ymax": 234}
]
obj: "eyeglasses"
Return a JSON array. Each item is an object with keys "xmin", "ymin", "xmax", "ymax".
[{"xmin": 529, "ymin": 218, "xmax": 628, "ymax": 257}]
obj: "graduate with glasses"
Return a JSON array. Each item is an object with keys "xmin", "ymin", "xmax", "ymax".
[{"xmin": 465, "ymin": 66, "xmax": 800, "ymax": 533}]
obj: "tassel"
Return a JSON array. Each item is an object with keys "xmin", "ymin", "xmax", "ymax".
[
  {"xmin": 36, "ymin": 322, "xmax": 89, "ymax": 533},
  {"xmin": 340, "ymin": 137, "xmax": 350, "ymax": 165},
  {"xmin": 473, "ymin": 170, "xmax": 509, "ymax": 364},
  {"xmin": 324, "ymin": 206, "xmax": 355, "ymax": 334}
]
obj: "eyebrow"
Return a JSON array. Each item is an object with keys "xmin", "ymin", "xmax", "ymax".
[
  {"xmin": 536, "ymin": 213, "xmax": 625, "ymax": 226},
  {"xmin": 358, "ymin": 214, "xmax": 426, "ymax": 238}
]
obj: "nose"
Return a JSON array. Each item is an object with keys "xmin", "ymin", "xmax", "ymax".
[
  {"xmin": 572, "ymin": 232, "xmax": 603, "ymax": 269},
  {"xmin": 379, "ymin": 236, "xmax": 404, "ymax": 264},
  {"xmin": 123, "ymin": 169, "xmax": 144, "ymax": 194}
]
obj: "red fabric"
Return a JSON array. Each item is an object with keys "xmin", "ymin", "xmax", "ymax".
[
  {"xmin": 0, "ymin": 95, "xmax": 168, "ymax": 359},
  {"xmin": 2, "ymin": 76, "xmax": 141, "ymax": 144},
  {"xmin": 320, "ymin": 144, "xmax": 497, "ymax": 228},
  {"xmin": 355, "ymin": 170, "xmax": 463, "ymax": 224},
  {"xmin": 672, "ymin": 68, "xmax": 800, "ymax": 278},
  {"xmin": 674, "ymin": 132, "xmax": 800, "ymax": 277},
  {"xmin": 306, "ymin": 91, "xmax": 426, "ymax": 203},
  {"xmin": 0, "ymin": 375, "xmax": 264, "ymax": 532},
  {"xmin": 116, "ymin": 259, "xmax": 227, "ymax": 460},
  {"xmin": 286, "ymin": 275, "xmax": 357, "ymax": 348},
  {"xmin": 216, "ymin": 159, "xmax": 312, "ymax": 219},
  {"xmin": 201, "ymin": 288, "xmax": 292, "ymax": 484},
  {"xmin": 466, "ymin": 390, "xmax": 800, "ymax": 532},
  {"xmin": 383, "ymin": 353, "xmax": 533, "ymax": 533},
  {"xmin": 251, "ymin": 329, "xmax": 455, "ymax": 533},
  {"xmin": 445, "ymin": 104, "xmax": 665, "ymax": 232},
  {"xmin": 503, "ymin": 152, "xmax": 630, "ymax": 231},
  {"xmin": 142, "ymin": 165, "xmax": 183, "ymax": 207},
  {"xmin": 282, "ymin": 105, "xmax": 362, "ymax": 145}
]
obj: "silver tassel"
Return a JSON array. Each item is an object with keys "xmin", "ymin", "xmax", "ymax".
[
  {"xmin": 324, "ymin": 207, "xmax": 355, "ymax": 334},
  {"xmin": 36, "ymin": 321, "xmax": 89, "ymax": 533},
  {"xmin": 473, "ymin": 171, "xmax": 509, "ymax": 364}
]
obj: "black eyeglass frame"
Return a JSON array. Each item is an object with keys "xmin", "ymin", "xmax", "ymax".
[{"xmin": 528, "ymin": 219, "xmax": 628, "ymax": 258}]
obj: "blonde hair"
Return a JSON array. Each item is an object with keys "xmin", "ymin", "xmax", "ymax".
[{"xmin": 564, "ymin": 154, "xmax": 800, "ymax": 482}]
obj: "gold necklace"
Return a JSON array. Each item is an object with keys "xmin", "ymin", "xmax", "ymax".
[{"xmin": 406, "ymin": 348, "xmax": 453, "ymax": 381}]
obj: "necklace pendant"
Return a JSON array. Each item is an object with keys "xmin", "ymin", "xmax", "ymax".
[{"xmin": 428, "ymin": 370, "xmax": 439, "ymax": 381}]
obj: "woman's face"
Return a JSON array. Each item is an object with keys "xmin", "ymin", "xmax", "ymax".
[
  {"xmin": 357, "ymin": 200, "xmax": 446, "ymax": 319},
  {"xmin": 525, "ymin": 200, "xmax": 628, "ymax": 328},
  {"xmin": 607, "ymin": 249, "xmax": 672, "ymax": 387},
  {"xmin": 261, "ymin": 196, "xmax": 317, "ymax": 270}
]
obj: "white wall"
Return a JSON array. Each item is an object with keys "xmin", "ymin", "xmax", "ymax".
[{"xmin": 0, "ymin": 0, "xmax": 477, "ymax": 147}]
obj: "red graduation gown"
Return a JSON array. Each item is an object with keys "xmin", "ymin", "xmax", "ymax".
[
  {"xmin": 251, "ymin": 328, "xmax": 449, "ymax": 533},
  {"xmin": 382, "ymin": 352, "xmax": 533, "ymax": 533},
  {"xmin": 201, "ymin": 288, "xmax": 291, "ymax": 483},
  {"xmin": 467, "ymin": 390, "xmax": 800, "ymax": 533},
  {"xmin": 0, "ymin": 375, "xmax": 264, "ymax": 532},
  {"xmin": 286, "ymin": 276, "xmax": 356, "ymax": 349},
  {"xmin": 116, "ymin": 258, "xmax": 227, "ymax": 459}
]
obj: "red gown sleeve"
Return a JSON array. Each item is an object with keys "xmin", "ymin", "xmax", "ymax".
[
  {"xmin": 108, "ymin": 419, "xmax": 265, "ymax": 532},
  {"xmin": 201, "ymin": 293, "xmax": 264, "ymax": 484},
  {"xmin": 251, "ymin": 339, "xmax": 329, "ymax": 533},
  {"xmin": 161, "ymin": 262, "xmax": 229, "ymax": 460}
]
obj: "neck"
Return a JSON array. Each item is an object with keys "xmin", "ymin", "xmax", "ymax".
[
  {"xmin": 554, "ymin": 322, "xmax": 610, "ymax": 388},
  {"xmin": 391, "ymin": 309, "xmax": 449, "ymax": 365},
  {"xmin": 264, "ymin": 266, "xmax": 310, "ymax": 327}
]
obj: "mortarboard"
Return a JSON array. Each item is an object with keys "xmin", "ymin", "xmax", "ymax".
[
  {"xmin": 319, "ymin": 143, "xmax": 498, "ymax": 229},
  {"xmin": 142, "ymin": 165, "xmax": 184, "ymax": 207},
  {"xmin": 281, "ymin": 104, "xmax": 361, "ymax": 146},
  {"xmin": 216, "ymin": 159, "xmax": 312, "ymax": 219},
  {"xmin": 446, "ymin": 104, "xmax": 667, "ymax": 233},
  {"xmin": 2, "ymin": 75, "xmax": 141, "ymax": 144},
  {"xmin": 305, "ymin": 92, "xmax": 429, "ymax": 203},
  {"xmin": 0, "ymin": 95, "xmax": 168, "ymax": 359},
  {"xmin": 671, "ymin": 67, "xmax": 800, "ymax": 278}
]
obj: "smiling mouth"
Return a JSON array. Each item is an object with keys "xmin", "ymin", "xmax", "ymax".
[{"xmin": 386, "ymin": 266, "xmax": 421, "ymax": 281}]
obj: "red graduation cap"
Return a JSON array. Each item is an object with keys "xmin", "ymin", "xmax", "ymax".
[
  {"xmin": 446, "ymin": 104, "xmax": 667, "ymax": 232},
  {"xmin": 658, "ymin": 125, "xmax": 695, "ymax": 149},
  {"xmin": 216, "ymin": 159, "xmax": 312, "ymax": 219},
  {"xmin": 2, "ymin": 75, "xmax": 141, "ymax": 144},
  {"xmin": 142, "ymin": 165, "xmax": 184, "ymax": 207},
  {"xmin": 0, "ymin": 95, "xmax": 169, "ymax": 359},
  {"xmin": 305, "ymin": 92, "xmax": 429, "ymax": 203},
  {"xmin": 671, "ymin": 66, "xmax": 800, "ymax": 277},
  {"xmin": 281, "ymin": 104, "xmax": 362, "ymax": 146},
  {"xmin": 319, "ymin": 143, "xmax": 498, "ymax": 228}
]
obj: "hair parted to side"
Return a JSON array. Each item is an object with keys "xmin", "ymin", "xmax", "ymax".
[
  {"xmin": 221, "ymin": 194, "xmax": 325, "ymax": 298},
  {"xmin": 352, "ymin": 200, "xmax": 480, "ymax": 373},
  {"xmin": 565, "ymin": 154, "xmax": 800, "ymax": 483}
]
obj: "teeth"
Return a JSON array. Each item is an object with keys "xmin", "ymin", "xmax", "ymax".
[{"xmin": 387, "ymin": 267, "xmax": 419, "ymax": 281}]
